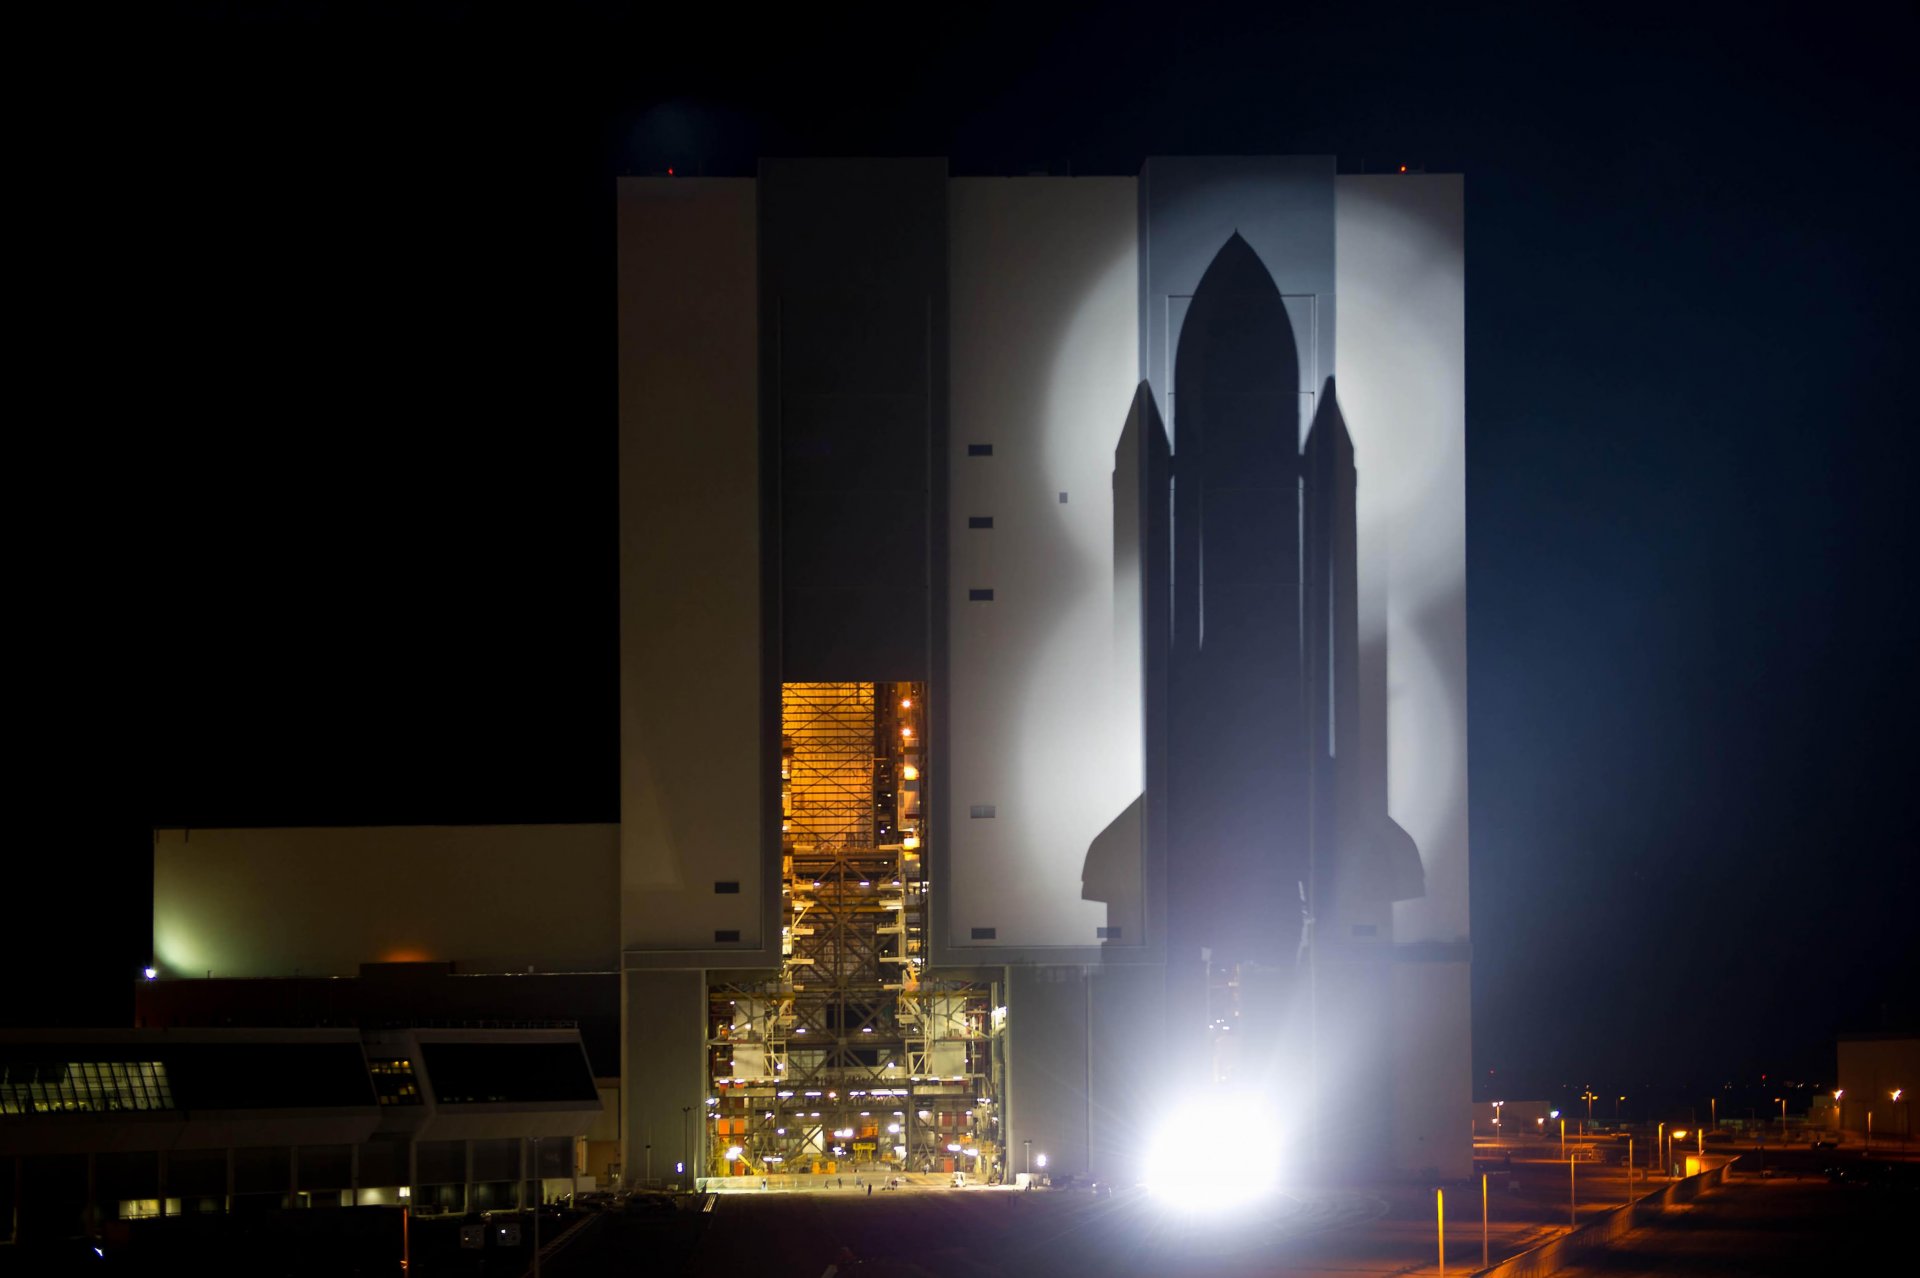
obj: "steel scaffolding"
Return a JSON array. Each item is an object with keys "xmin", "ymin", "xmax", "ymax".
[{"xmin": 705, "ymin": 682, "xmax": 1005, "ymax": 1182}]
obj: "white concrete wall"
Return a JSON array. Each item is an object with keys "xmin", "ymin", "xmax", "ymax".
[
  {"xmin": 151, "ymin": 825, "xmax": 618, "ymax": 978},
  {"xmin": 947, "ymin": 178, "xmax": 1143, "ymax": 949},
  {"xmin": 615, "ymin": 177, "xmax": 764, "ymax": 952},
  {"xmin": 1334, "ymin": 174, "xmax": 1470, "ymax": 948},
  {"xmin": 1335, "ymin": 173, "xmax": 1471, "ymax": 1177}
]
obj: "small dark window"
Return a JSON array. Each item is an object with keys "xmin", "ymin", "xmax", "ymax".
[
  {"xmin": 970, "ymin": 927, "xmax": 997, "ymax": 941},
  {"xmin": 713, "ymin": 881, "xmax": 740, "ymax": 895},
  {"xmin": 1058, "ymin": 491, "xmax": 1069, "ymax": 503},
  {"xmin": 714, "ymin": 930, "xmax": 741, "ymax": 943},
  {"xmin": 968, "ymin": 516, "xmax": 994, "ymax": 529},
  {"xmin": 1351, "ymin": 923, "xmax": 1378, "ymax": 937},
  {"xmin": 1096, "ymin": 926, "xmax": 1122, "ymax": 940},
  {"xmin": 967, "ymin": 443, "xmax": 993, "ymax": 457},
  {"xmin": 968, "ymin": 804, "xmax": 996, "ymax": 819},
  {"xmin": 968, "ymin": 589, "xmax": 994, "ymax": 602}
]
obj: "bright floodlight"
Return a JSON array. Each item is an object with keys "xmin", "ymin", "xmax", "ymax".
[
  {"xmin": 1035, "ymin": 1153, "xmax": 1048, "ymax": 1168},
  {"xmin": 1142, "ymin": 1093, "xmax": 1277, "ymax": 1213},
  {"xmin": 725, "ymin": 1145, "xmax": 743, "ymax": 1161},
  {"xmin": 143, "ymin": 967, "xmax": 157, "ymax": 980}
]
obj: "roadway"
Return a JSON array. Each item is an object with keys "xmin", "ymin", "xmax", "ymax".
[
  {"xmin": 555, "ymin": 1139, "xmax": 1764, "ymax": 1277},
  {"xmin": 1550, "ymin": 1170, "xmax": 1910, "ymax": 1277}
]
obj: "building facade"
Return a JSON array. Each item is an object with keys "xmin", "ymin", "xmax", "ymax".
[
  {"xmin": 139, "ymin": 156, "xmax": 1469, "ymax": 1190},
  {"xmin": 1, "ymin": 1027, "xmax": 601, "ymax": 1240}
]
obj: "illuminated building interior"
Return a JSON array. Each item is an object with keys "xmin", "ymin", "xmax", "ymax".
[{"xmin": 707, "ymin": 682, "xmax": 1004, "ymax": 1179}]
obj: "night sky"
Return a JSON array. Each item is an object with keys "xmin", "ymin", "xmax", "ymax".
[{"xmin": 22, "ymin": 3, "xmax": 1916, "ymax": 1112}]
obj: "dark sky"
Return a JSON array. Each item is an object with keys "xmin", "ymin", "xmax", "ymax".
[{"xmin": 23, "ymin": 3, "xmax": 1918, "ymax": 1106}]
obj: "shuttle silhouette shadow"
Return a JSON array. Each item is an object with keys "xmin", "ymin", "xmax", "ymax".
[{"xmin": 1082, "ymin": 233, "xmax": 1422, "ymax": 954}]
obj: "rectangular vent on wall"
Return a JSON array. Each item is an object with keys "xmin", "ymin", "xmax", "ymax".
[
  {"xmin": 714, "ymin": 930, "xmax": 741, "ymax": 943},
  {"xmin": 714, "ymin": 881, "xmax": 740, "ymax": 894},
  {"xmin": 971, "ymin": 927, "xmax": 997, "ymax": 941},
  {"xmin": 968, "ymin": 804, "xmax": 996, "ymax": 819},
  {"xmin": 968, "ymin": 589, "xmax": 994, "ymax": 602},
  {"xmin": 968, "ymin": 516, "xmax": 994, "ymax": 529},
  {"xmin": 1096, "ymin": 926, "xmax": 1122, "ymax": 940},
  {"xmin": 967, "ymin": 443, "xmax": 993, "ymax": 457}
]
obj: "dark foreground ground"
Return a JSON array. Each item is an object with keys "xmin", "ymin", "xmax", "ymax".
[
  {"xmin": 1552, "ymin": 1171, "xmax": 1912, "ymax": 1277},
  {"xmin": 639, "ymin": 1147, "xmax": 1915, "ymax": 1278},
  {"xmin": 5, "ymin": 1147, "xmax": 1909, "ymax": 1276}
]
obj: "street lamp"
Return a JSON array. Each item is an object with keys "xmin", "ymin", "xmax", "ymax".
[
  {"xmin": 1492, "ymin": 1100, "xmax": 1504, "ymax": 1145},
  {"xmin": 1024, "ymin": 1139, "xmax": 1032, "ymax": 1176},
  {"xmin": 1580, "ymin": 1088, "xmax": 1597, "ymax": 1133},
  {"xmin": 1776, "ymin": 1097, "xmax": 1786, "ymax": 1141}
]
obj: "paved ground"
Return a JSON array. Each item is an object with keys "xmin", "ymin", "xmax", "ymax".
[
  {"xmin": 668, "ymin": 1167, "xmax": 1621, "ymax": 1278},
  {"xmin": 1551, "ymin": 1172, "xmax": 1910, "ymax": 1277},
  {"xmin": 549, "ymin": 1142, "xmax": 1918, "ymax": 1277}
]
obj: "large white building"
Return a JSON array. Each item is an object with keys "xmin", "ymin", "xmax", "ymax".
[{"xmin": 143, "ymin": 156, "xmax": 1469, "ymax": 1189}]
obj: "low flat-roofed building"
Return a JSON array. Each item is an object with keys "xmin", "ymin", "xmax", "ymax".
[{"xmin": 1, "ymin": 1027, "xmax": 601, "ymax": 1241}]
